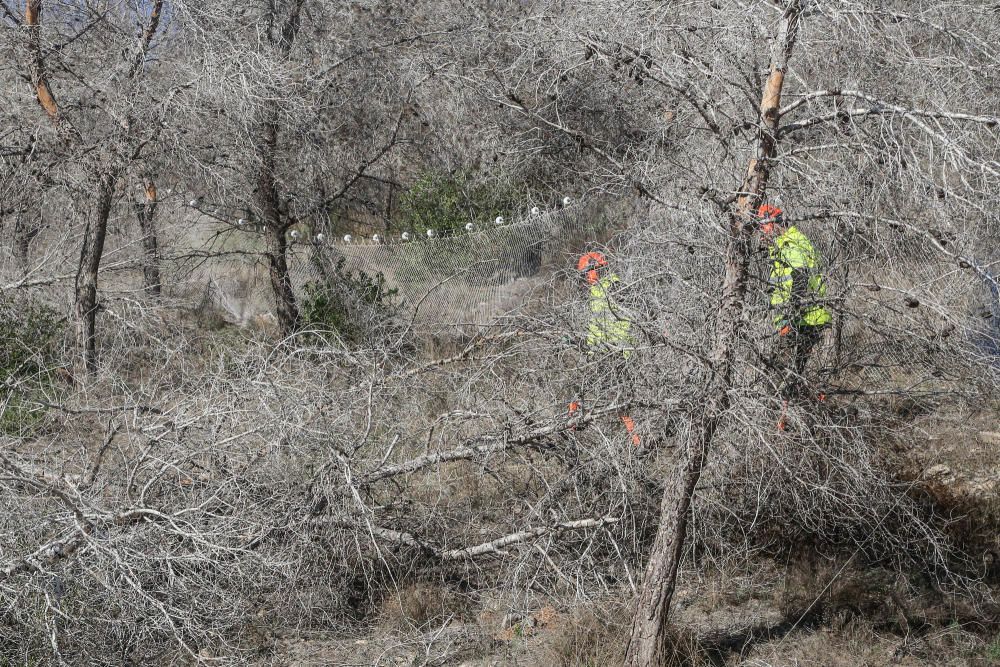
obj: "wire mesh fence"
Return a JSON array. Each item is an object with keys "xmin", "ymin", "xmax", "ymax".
[{"xmin": 159, "ymin": 204, "xmax": 615, "ymax": 333}]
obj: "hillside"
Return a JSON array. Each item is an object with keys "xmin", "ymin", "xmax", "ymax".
[{"xmin": 1, "ymin": 1, "xmax": 999, "ymax": 665}]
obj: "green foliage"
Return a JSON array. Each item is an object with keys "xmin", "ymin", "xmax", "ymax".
[
  {"xmin": 397, "ymin": 171, "xmax": 520, "ymax": 235},
  {"xmin": 0, "ymin": 295, "xmax": 62, "ymax": 435},
  {"xmin": 986, "ymin": 634, "xmax": 1000, "ymax": 661},
  {"xmin": 301, "ymin": 257, "xmax": 399, "ymax": 344}
]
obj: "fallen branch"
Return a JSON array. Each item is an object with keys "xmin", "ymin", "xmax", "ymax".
[
  {"xmin": 335, "ymin": 515, "xmax": 621, "ymax": 561},
  {"xmin": 397, "ymin": 331, "xmax": 523, "ymax": 378},
  {"xmin": 358, "ymin": 403, "xmax": 637, "ymax": 485},
  {"xmin": 440, "ymin": 516, "xmax": 620, "ymax": 560},
  {"xmin": 0, "ymin": 531, "xmax": 87, "ymax": 582}
]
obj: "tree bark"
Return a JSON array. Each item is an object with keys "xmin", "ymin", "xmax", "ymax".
[
  {"xmin": 24, "ymin": 0, "xmax": 79, "ymax": 141},
  {"xmin": 266, "ymin": 218, "xmax": 299, "ymax": 335},
  {"xmin": 256, "ymin": 119, "xmax": 299, "ymax": 334},
  {"xmin": 26, "ymin": 0, "xmax": 99, "ymax": 374},
  {"xmin": 75, "ymin": 175, "xmax": 114, "ymax": 375},
  {"xmin": 135, "ymin": 179, "xmax": 161, "ymax": 296},
  {"xmin": 251, "ymin": 1, "xmax": 307, "ymax": 336},
  {"xmin": 623, "ymin": 3, "xmax": 802, "ymax": 665}
]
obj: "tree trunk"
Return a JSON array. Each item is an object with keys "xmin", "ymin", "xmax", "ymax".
[
  {"xmin": 75, "ymin": 175, "xmax": 114, "ymax": 375},
  {"xmin": 25, "ymin": 0, "xmax": 79, "ymax": 141},
  {"xmin": 266, "ymin": 222, "xmax": 298, "ymax": 335},
  {"xmin": 623, "ymin": 3, "xmax": 802, "ymax": 665},
  {"xmin": 256, "ymin": 119, "xmax": 299, "ymax": 334},
  {"xmin": 241, "ymin": 1, "xmax": 309, "ymax": 336},
  {"xmin": 135, "ymin": 179, "xmax": 161, "ymax": 296}
]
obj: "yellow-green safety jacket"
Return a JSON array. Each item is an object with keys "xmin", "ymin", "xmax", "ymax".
[
  {"xmin": 587, "ymin": 273, "xmax": 634, "ymax": 356},
  {"xmin": 769, "ymin": 226, "xmax": 832, "ymax": 329}
]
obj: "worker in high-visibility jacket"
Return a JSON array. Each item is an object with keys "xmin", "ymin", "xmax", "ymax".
[
  {"xmin": 568, "ymin": 251, "xmax": 640, "ymax": 446},
  {"xmin": 758, "ymin": 204, "xmax": 832, "ymax": 391}
]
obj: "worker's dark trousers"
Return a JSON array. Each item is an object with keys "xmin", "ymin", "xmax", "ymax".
[
  {"xmin": 569, "ymin": 348, "xmax": 640, "ymax": 445},
  {"xmin": 777, "ymin": 324, "xmax": 826, "ymax": 398}
]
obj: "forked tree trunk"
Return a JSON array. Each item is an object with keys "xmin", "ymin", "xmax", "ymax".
[
  {"xmin": 28, "ymin": 0, "xmax": 98, "ymax": 373},
  {"xmin": 75, "ymin": 175, "xmax": 114, "ymax": 375},
  {"xmin": 135, "ymin": 179, "xmax": 161, "ymax": 296},
  {"xmin": 623, "ymin": 3, "xmax": 802, "ymax": 665},
  {"xmin": 26, "ymin": 0, "xmax": 163, "ymax": 372}
]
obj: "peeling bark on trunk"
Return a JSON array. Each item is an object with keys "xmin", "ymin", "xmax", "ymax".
[
  {"xmin": 75, "ymin": 176, "xmax": 114, "ymax": 375},
  {"xmin": 25, "ymin": 0, "xmax": 79, "ymax": 141},
  {"xmin": 623, "ymin": 3, "xmax": 802, "ymax": 665},
  {"xmin": 135, "ymin": 179, "xmax": 161, "ymax": 296},
  {"xmin": 25, "ymin": 0, "xmax": 104, "ymax": 373},
  {"xmin": 26, "ymin": 0, "xmax": 57, "ymax": 119}
]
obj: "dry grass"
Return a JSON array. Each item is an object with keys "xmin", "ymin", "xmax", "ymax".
[
  {"xmin": 537, "ymin": 602, "xmax": 628, "ymax": 667},
  {"xmin": 778, "ymin": 561, "xmax": 897, "ymax": 628},
  {"xmin": 377, "ymin": 582, "xmax": 472, "ymax": 633},
  {"xmin": 895, "ymin": 404, "xmax": 1000, "ymax": 571},
  {"xmin": 535, "ymin": 600, "xmax": 712, "ymax": 667},
  {"xmin": 736, "ymin": 619, "xmax": 995, "ymax": 666}
]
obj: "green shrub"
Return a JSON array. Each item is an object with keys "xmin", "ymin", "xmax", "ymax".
[
  {"xmin": 987, "ymin": 634, "xmax": 1000, "ymax": 662},
  {"xmin": 397, "ymin": 170, "xmax": 520, "ymax": 235},
  {"xmin": 300, "ymin": 257, "xmax": 399, "ymax": 345},
  {"xmin": 0, "ymin": 295, "xmax": 62, "ymax": 435}
]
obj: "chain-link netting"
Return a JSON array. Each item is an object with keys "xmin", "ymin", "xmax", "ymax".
[
  {"xmin": 299, "ymin": 210, "xmax": 601, "ymax": 330},
  {"xmin": 2, "ymin": 200, "xmax": 996, "ymax": 368},
  {"xmin": 156, "ymin": 205, "xmax": 613, "ymax": 332}
]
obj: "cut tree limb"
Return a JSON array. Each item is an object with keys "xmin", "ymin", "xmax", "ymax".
[{"xmin": 135, "ymin": 178, "xmax": 161, "ymax": 296}]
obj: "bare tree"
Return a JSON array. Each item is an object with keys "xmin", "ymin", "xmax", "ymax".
[
  {"xmin": 444, "ymin": 0, "xmax": 999, "ymax": 662},
  {"xmin": 166, "ymin": 0, "xmax": 421, "ymax": 335},
  {"xmin": 8, "ymin": 0, "xmax": 166, "ymax": 373},
  {"xmin": 623, "ymin": 4, "xmax": 804, "ymax": 662}
]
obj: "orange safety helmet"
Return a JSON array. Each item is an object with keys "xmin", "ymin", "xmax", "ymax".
[
  {"xmin": 577, "ymin": 251, "xmax": 609, "ymax": 284},
  {"xmin": 757, "ymin": 204, "xmax": 784, "ymax": 235}
]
